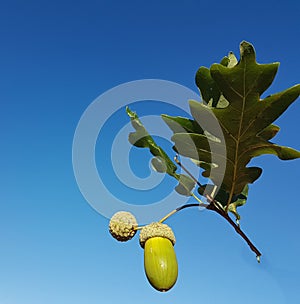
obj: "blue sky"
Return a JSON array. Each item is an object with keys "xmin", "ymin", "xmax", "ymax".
[{"xmin": 1, "ymin": 0, "xmax": 300, "ymax": 303}]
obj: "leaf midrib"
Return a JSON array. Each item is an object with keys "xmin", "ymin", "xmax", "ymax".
[{"xmin": 228, "ymin": 64, "xmax": 247, "ymax": 206}]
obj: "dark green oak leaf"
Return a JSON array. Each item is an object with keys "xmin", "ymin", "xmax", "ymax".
[
  {"xmin": 126, "ymin": 107, "xmax": 195, "ymax": 196},
  {"xmin": 195, "ymin": 52, "xmax": 237, "ymax": 107},
  {"xmin": 161, "ymin": 115, "xmax": 204, "ymax": 134},
  {"xmin": 164, "ymin": 41, "xmax": 300, "ymax": 209}
]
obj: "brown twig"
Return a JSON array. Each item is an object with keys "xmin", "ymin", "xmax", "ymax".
[
  {"xmin": 206, "ymin": 200, "xmax": 262, "ymax": 259},
  {"xmin": 174, "ymin": 155, "xmax": 262, "ymax": 261}
]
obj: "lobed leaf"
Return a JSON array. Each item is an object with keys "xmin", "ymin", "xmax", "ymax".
[
  {"xmin": 126, "ymin": 107, "xmax": 196, "ymax": 196},
  {"xmin": 164, "ymin": 41, "xmax": 300, "ymax": 209}
]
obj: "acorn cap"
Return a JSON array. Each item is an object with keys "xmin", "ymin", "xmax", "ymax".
[
  {"xmin": 139, "ymin": 222, "xmax": 176, "ymax": 248},
  {"xmin": 109, "ymin": 211, "xmax": 138, "ymax": 242}
]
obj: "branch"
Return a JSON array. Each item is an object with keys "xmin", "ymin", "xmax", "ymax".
[
  {"xmin": 174, "ymin": 156, "xmax": 262, "ymax": 261},
  {"xmin": 206, "ymin": 201, "xmax": 261, "ymax": 261}
]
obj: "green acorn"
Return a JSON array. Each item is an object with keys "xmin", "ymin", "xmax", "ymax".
[{"xmin": 140, "ymin": 222, "xmax": 178, "ymax": 292}]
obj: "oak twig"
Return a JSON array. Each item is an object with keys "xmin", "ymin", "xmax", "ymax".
[{"xmin": 173, "ymin": 155, "xmax": 262, "ymax": 261}]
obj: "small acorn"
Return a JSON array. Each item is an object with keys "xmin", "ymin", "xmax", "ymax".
[
  {"xmin": 109, "ymin": 211, "xmax": 138, "ymax": 242},
  {"xmin": 140, "ymin": 222, "xmax": 178, "ymax": 292}
]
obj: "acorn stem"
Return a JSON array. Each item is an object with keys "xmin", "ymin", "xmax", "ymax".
[
  {"xmin": 159, "ymin": 209, "xmax": 177, "ymax": 223},
  {"xmin": 159, "ymin": 202, "xmax": 208, "ymax": 223}
]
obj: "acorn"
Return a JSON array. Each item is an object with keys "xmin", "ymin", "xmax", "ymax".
[
  {"xmin": 109, "ymin": 211, "xmax": 138, "ymax": 242},
  {"xmin": 139, "ymin": 222, "xmax": 178, "ymax": 292}
]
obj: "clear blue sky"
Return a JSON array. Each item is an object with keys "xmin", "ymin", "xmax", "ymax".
[{"xmin": 1, "ymin": 0, "xmax": 300, "ymax": 303}]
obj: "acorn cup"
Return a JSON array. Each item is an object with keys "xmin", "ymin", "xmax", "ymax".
[
  {"xmin": 139, "ymin": 222, "xmax": 178, "ymax": 292},
  {"xmin": 109, "ymin": 211, "xmax": 138, "ymax": 242}
]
